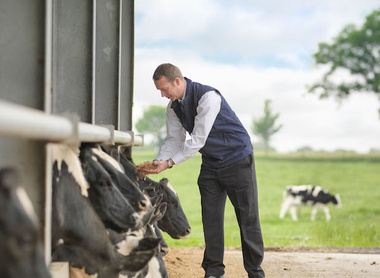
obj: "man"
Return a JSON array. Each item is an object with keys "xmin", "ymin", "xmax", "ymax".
[{"xmin": 137, "ymin": 63, "xmax": 265, "ymax": 278}]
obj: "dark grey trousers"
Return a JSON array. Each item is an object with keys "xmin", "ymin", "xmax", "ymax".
[{"xmin": 198, "ymin": 153, "xmax": 265, "ymax": 278}]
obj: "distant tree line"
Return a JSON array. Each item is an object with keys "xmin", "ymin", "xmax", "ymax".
[
  {"xmin": 134, "ymin": 103, "xmax": 380, "ymax": 154},
  {"xmin": 134, "ymin": 99, "xmax": 283, "ymax": 152}
]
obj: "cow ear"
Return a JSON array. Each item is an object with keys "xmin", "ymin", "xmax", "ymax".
[
  {"xmin": 157, "ymin": 202, "xmax": 167, "ymax": 218},
  {"xmin": 120, "ymin": 237, "xmax": 161, "ymax": 272},
  {"xmin": 158, "ymin": 178, "xmax": 168, "ymax": 186},
  {"xmin": 141, "ymin": 206, "xmax": 155, "ymax": 226},
  {"xmin": 149, "ymin": 202, "xmax": 167, "ymax": 224},
  {"xmin": 149, "ymin": 193, "xmax": 163, "ymax": 208},
  {"xmin": 134, "ymin": 237, "xmax": 161, "ymax": 251},
  {"xmin": 119, "ymin": 248, "xmax": 156, "ymax": 272}
]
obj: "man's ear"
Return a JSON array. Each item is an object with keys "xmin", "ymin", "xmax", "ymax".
[{"xmin": 174, "ymin": 77, "xmax": 181, "ymax": 86}]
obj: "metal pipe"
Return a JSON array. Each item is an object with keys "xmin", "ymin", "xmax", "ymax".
[
  {"xmin": 44, "ymin": 0, "xmax": 54, "ymax": 265},
  {"xmin": 133, "ymin": 134, "xmax": 144, "ymax": 146},
  {"xmin": 0, "ymin": 100, "xmax": 136, "ymax": 145},
  {"xmin": 0, "ymin": 100, "xmax": 72, "ymax": 141},
  {"xmin": 91, "ymin": 0, "xmax": 97, "ymax": 124},
  {"xmin": 118, "ymin": 0, "xmax": 123, "ymax": 131},
  {"xmin": 44, "ymin": 0, "xmax": 53, "ymax": 114},
  {"xmin": 114, "ymin": 130, "xmax": 133, "ymax": 145},
  {"xmin": 118, "ymin": 0, "xmax": 134, "ymax": 131},
  {"xmin": 78, "ymin": 122, "xmax": 112, "ymax": 143}
]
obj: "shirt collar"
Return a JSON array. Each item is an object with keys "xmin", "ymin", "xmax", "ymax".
[{"xmin": 178, "ymin": 79, "xmax": 187, "ymax": 102}]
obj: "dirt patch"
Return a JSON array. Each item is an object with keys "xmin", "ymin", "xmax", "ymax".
[{"xmin": 164, "ymin": 247, "xmax": 380, "ymax": 278}]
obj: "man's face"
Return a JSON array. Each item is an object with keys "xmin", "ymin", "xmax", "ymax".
[{"xmin": 154, "ymin": 76, "xmax": 182, "ymax": 101}]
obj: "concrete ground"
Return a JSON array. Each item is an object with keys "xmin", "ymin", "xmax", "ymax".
[{"xmin": 165, "ymin": 247, "xmax": 380, "ymax": 278}]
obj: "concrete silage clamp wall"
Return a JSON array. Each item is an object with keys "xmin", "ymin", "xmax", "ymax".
[{"xmin": 0, "ymin": 0, "xmax": 137, "ymax": 275}]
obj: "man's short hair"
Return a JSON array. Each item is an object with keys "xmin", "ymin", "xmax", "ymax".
[{"xmin": 153, "ymin": 63, "xmax": 184, "ymax": 82}]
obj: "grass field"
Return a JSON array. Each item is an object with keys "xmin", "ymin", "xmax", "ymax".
[{"xmin": 132, "ymin": 148, "xmax": 380, "ymax": 249}]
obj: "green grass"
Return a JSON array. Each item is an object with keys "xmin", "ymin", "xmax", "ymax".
[{"xmin": 131, "ymin": 148, "xmax": 380, "ymax": 248}]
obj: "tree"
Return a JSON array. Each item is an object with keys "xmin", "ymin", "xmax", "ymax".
[
  {"xmin": 308, "ymin": 8, "xmax": 380, "ymax": 114},
  {"xmin": 251, "ymin": 99, "xmax": 282, "ymax": 152},
  {"xmin": 135, "ymin": 105, "xmax": 166, "ymax": 149}
]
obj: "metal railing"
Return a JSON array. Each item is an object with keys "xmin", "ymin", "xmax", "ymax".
[{"xmin": 0, "ymin": 100, "xmax": 143, "ymax": 146}]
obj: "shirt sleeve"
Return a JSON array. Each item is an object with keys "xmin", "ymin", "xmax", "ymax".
[{"xmin": 156, "ymin": 91, "xmax": 221, "ymax": 165}]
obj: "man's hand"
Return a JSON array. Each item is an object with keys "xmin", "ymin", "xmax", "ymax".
[{"xmin": 136, "ymin": 160, "xmax": 169, "ymax": 175}]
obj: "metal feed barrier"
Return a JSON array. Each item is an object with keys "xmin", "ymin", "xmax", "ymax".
[
  {"xmin": 0, "ymin": 99, "xmax": 143, "ymax": 273},
  {"xmin": 0, "ymin": 0, "xmax": 139, "ymax": 276}
]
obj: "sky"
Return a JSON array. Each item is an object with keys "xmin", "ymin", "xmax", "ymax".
[{"xmin": 132, "ymin": 0, "xmax": 380, "ymax": 153}]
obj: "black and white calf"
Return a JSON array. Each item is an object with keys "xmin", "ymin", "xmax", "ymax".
[{"xmin": 279, "ymin": 185, "xmax": 342, "ymax": 221}]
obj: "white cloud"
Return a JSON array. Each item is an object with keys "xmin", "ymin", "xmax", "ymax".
[
  {"xmin": 133, "ymin": 1, "xmax": 380, "ymax": 153},
  {"xmin": 136, "ymin": 1, "xmax": 379, "ymax": 67}
]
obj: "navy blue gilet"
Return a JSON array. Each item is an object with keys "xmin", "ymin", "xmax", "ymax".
[{"xmin": 171, "ymin": 78, "xmax": 253, "ymax": 168}]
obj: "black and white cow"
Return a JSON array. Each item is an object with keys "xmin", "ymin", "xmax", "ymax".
[
  {"xmin": 109, "ymin": 199, "xmax": 169, "ymax": 278},
  {"xmin": 0, "ymin": 168, "xmax": 51, "ymax": 278},
  {"xmin": 279, "ymin": 185, "xmax": 342, "ymax": 221},
  {"xmin": 53, "ymin": 143, "xmax": 141, "ymax": 233},
  {"xmin": 80, "ymin": 143, "xmax": 150, "ymax": 217},
  {"xmin": 118, "ymin": 146, "xmax": 191, "ymax": 240},
  {"xmin": 51, "ymin": 144, "xmax": 159, "ymax": 277}
]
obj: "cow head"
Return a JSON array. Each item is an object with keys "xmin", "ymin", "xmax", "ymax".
[
  {"xmin": 115, "ymin": 147, "xmax": 191, "ymax": 239},
  {"xmin": 156, "ymin": 178, "xmax": 191, "ymax": 239},
  {"xmin": 0, "ymin": 168, "xmax": 51, "ymax": 278},
  {"xmin": 86, "ymin": 145, "xmax": 150, "ymax": 214},
  {"xmin": 333, "ymin": 194, "xmax": 342, "ymax": 208},
  {"xmin": 79, "ymin": 145, "xmax": 142, "ymax": 232}
]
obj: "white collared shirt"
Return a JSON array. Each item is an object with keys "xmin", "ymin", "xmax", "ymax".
[{"xmin": 155, "ymin": 91, "xmax": 221, "ymax": 165}]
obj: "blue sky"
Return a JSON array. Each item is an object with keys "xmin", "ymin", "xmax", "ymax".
[{"xmin": 133, "ymin": 0, "xmax": 380, "ymax": 153}]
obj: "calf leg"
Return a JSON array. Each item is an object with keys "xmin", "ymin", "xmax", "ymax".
[
  {"xmin": 279, "ymin": 197, "xmax": 291, "ymax": 219},
  {"xmin": 280, "ymin": 200, "xmax": 289, "ymax": 219},
  {"xmin": 311, "ymin": 206, "xmax": 318, "ymax": 221},
  {"xmin": 290, "ymin": 206, "xmax": 298, "ymax": 221},
  {"xmin": 323, "ymin": 206, "xmax": 331, "ymax": 222},
  {"xmin": 311, "ymin": 204, "xmax": 331, "ymax": 221}
]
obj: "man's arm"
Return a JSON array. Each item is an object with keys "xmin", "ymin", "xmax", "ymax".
[
  {"xmin": 170, "ymin": 91, "xmax": 221, "ymax": 165},
  {"xmin": 137, "ymin": 91, "xmax": 221, "ymax": 175},
  {"xmin": 155, "ymin": 101, "xmax": 186, "ymax": 160}
]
